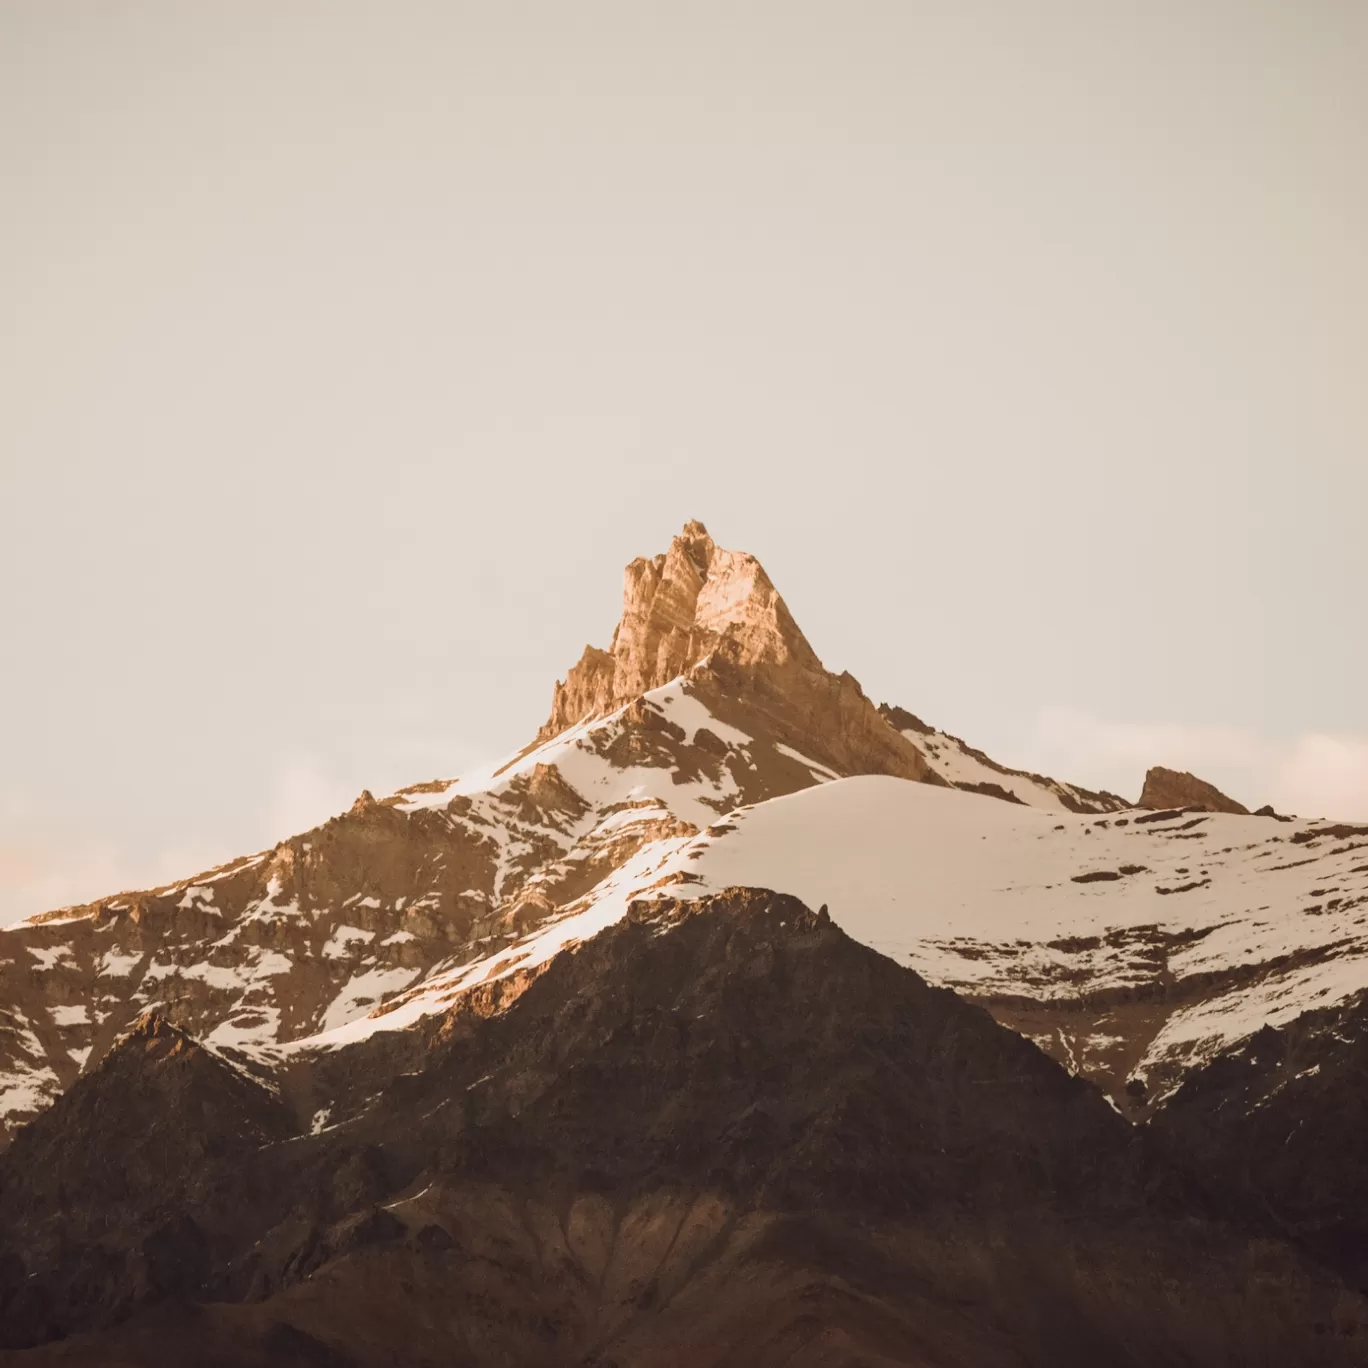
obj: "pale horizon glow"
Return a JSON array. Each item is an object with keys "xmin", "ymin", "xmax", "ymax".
[{"xmin": 2, "ymin": 1, "xmax": 1366, "ymax": 921}]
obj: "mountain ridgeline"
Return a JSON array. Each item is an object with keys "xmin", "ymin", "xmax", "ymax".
[{"xmin": 1, "ymin": 521, "xmax": 1365, "ymax": 1365}]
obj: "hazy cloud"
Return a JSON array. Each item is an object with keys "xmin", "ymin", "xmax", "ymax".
[
  {"xmin": 0, "ymin": 824, "xmax": 221, "ymax": 927},
  {"xmin": 0, "ymin": 758, "xmax": 355, "ymax": 926},
  {"xmin": 0, "ymin": 739, "xmax": 489, "ymax": 925},
  {"xmin": 1030, "ymin": 708, "xmax": 1368, "ymax": 820},
  {"xmin": 1275, "ymin": 734, "xmax": 1368, "ymax": 821}
]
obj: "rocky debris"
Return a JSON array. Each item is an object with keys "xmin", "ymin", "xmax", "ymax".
[
  {"xmin": 1293, "ymin": 823, "xmax": 1368, "ymax": 844},
  {"xmin": 1138, "ymin": 766, "xmax": 1250, "ymax": 815},
  {"xmin": 1, "ymin": 891, "xmax": 1365, "ymax": 1365},
  {"xmin": 957, "ymin": 779, "xmax": 1027, "ymax": 803}
]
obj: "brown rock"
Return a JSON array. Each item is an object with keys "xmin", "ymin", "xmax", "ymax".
[
  {"xmin": 540, "ymin": 520, "xmax": 821, "ymax": 740},
  {"xmin": 1138, "ymin": 767, "xmax": 1249, "ymax": 815},
  {"xmin": 538, "ymin": 521, "xmax": 937, "ymax": 787},
  {"xmin": 4, "ymin": 891, "xmax": 1365, "ymax": 1365}
]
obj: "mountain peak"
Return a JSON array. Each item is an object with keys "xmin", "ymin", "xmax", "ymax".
[
  {"xmin": 541, "ymin": 522, "xmax": 821, "ymax": 739},
  {"xmin": 676, "ymin": 516, "xmax": 713, "ymax": 554}
]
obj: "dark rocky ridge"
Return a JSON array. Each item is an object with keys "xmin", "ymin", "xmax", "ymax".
[
  {"xmin": 1, "ymin": 891, "xmax": 1364, "ymax": 1365},
  {"xmin": 1150, "ymin": 987, "xmax": 1368, "ymax": 1290}
]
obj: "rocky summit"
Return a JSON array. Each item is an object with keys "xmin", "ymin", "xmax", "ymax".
[
  {"xmin": 2, "ymin": 522, "xmax": 1366, "ymax": 1365},
  {"xmin": 541, "ymin": 519, "xmax": 821, "ymax": 735}
]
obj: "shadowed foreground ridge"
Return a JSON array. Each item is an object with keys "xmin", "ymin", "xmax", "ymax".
[{"xmin": 1, "ymin": 890, "xmax": 1365, "ymax": 1366}]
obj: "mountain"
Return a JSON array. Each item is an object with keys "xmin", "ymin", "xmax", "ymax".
[
  {"xmin": 3, "ymin": 520, "xmax": 1368, "ymax": 1361},
  {"xmin": 0, "ymin": 519, "xmax": 1037, "ymax": 1140},
  {"xmin": 3, "ymin": 891, "xmax": 1365, "ymax": 1365},
  {"xmin": 4, "ymin": 521, "xmax": 1364, "ymax": 1139}
]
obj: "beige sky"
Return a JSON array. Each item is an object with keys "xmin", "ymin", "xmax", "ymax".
[{"xmin": 2, "ymin": 1, "xmax": 1365, "ymax": 922}]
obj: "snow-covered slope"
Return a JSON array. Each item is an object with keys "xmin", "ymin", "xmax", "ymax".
[
  {"xmin": 673, "ymin": 780, "xmax": 1368, "ymax": 1109},
  {"xmin": 320, "ymin": 776, "xmax": 1368, "ymax": 1115},
  {"xmin": 0, "ymin": 633, "xmax": 940, "ymax": 1142},
  {"xmin": 878, "ymin": 705, "xmax": 1128, "ymax": 813},
  {"xmin": 0, "ymin": 677, "xmax": 812, "ymax": 1134}
]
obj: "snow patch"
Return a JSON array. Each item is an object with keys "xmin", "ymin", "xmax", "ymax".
[
  {"xmin": 317, "ymin": 965, "xmax": 423, "ymax": 1034},
  {"xmin": 27, "ymin": 944, "xmax": 75, "ymax": 971},
  {"xmin": 99, "ymin": 950, "xmax": 143, "ymax": 978},
  {"xmin": 323, "ymin": 925, "xmax": 377, "ymax": 958}
]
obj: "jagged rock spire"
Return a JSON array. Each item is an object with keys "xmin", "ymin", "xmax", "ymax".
[{"xmin": 541, "ymin": 520, "xmax": 821, "ymax": 739}]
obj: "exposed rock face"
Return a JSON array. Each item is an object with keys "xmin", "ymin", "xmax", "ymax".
[
  {"xmin": 3, "ymin": 892, "xmax": 1364, "ymax": 1365},
  {"xmin": 0, "ymin": 798, "xmax": 519, "ymax": 1140},
  {"xmin": 1139, "ymin": 766, "xmax": 1250, "ymax": 814},
  {"xmin": 538, "ymin": 521, "xmax": 937, "ymax": 787},
  {"xmin": 541, "ymin": 520, "xmax": 820, "ymax": 739}
]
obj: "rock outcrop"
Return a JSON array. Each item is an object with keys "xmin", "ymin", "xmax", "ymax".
[
  {"xmin": 539, "ymin": 521, "xmax": 937, "ymax": 787},
  {"xmin": 1138, "ymin": 766, "xmax": 1250, "ymax": 815},
  {"xmin": 541, "ymin": 520, "xmax": 820, "ymax": 739}
]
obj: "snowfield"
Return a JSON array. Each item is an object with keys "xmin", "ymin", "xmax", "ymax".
[{"xmin": 294, "ymin": 764, "xmax": 1368, "ymax": 1108}]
